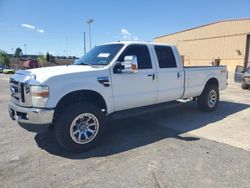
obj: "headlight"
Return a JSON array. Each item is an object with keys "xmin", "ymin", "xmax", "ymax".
[{"xmin": 30, "ymin": 85, "xmax": 49, "ymax": 107}]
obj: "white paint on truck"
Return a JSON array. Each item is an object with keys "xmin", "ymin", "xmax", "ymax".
[{"xmin": 8, "ymin": 41, "xmax": 228, "ymax": 152}]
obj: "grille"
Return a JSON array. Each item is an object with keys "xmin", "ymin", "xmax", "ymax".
[{"xmin": 10, "ymin": 79, "xmax": 25, "ymax": 103}]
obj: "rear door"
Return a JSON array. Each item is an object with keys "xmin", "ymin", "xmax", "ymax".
[
  {"xmin": 234, "ymin": 65, "xmax": 244, "ymax": 83},
  {"xmin": 111, "ymin": 44, "xmax": 158, "ymax": 111},
  {"xmin": 153, "ymin": 45, "xmax": 184, "ymax": 103}
]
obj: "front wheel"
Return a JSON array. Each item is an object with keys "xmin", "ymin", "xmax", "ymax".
[
  {"xmin": 54, "ymin": 102, "xmax": 106, "ymax": 152},
  {"xmin": 197, "ymin": 85, "xmax": 219, "ymax": 112}
]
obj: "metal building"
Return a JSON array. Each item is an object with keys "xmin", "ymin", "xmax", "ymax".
[{"xmin": 154, "ymin": 19, "xmax": 250, "ymax": 72}]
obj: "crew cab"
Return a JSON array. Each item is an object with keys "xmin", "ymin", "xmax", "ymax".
[{"xmin": 8, "ymin": 41, "xmax": 227, "ymax": 152}]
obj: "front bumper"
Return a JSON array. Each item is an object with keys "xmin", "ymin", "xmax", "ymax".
[{"xmin": 8, "ymin": 101, "xmax": 54, "ymax": 125}]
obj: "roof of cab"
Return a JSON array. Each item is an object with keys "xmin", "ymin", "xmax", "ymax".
[{"xmin": 101, "ymin": 41, "xmax": 173, "ymax": 46}]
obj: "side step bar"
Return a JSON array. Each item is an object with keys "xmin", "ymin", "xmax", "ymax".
[{"xmin": 109, "ymin": 100, "xmax": 192, "ymax": 119}]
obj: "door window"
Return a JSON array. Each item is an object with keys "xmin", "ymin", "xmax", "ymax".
[
  {"xmin": 154, "ymin": 46, "xmax": 177, "ymax": 68},
  {"xmin": 118, "ymin": 45, "xmax": 152, "ymax": 69},
  {"xmin": 236, "ymin": 65, "xmax": 244, "ymax": 73}
]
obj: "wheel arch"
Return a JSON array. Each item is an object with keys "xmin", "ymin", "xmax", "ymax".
[
  {"xmin": 53, "ymin": 90, "xmax": 107, "ymax": 123},
  {"xmin": 204, "ymin": 77, "xmax": 219, "ymax": 88},
  {"xmin": 198, "ymin": 77, "xmax": 219, "ymax": 97}
]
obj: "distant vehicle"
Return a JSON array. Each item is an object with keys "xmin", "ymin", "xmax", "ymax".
[
  {"xmin": 3, "ymin": 67, "xmax": 15, "ymax": 74},
  {"xmin": 235, "ymin": 65, "xmax": 250, "ymax": 89},
  {"xmin": 0, "ymin": 65, "xmax": 8, "ymax": 73},
  {"xmin": 8, "ymin": 41, "xmax": 228, "ymax": 152}
]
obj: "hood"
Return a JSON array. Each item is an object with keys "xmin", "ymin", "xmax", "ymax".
[{"xmin": 16, "ymin": 65, "xmax": 104, "ymax": 83}]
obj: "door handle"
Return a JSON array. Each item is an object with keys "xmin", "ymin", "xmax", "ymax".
[
  {"xmin": 148, "ymin": 74, "xmax": 157, "ymax": 80},
  {"xmin": 177, "ymin": 72, "xmax": 182, "ymax": 78}
]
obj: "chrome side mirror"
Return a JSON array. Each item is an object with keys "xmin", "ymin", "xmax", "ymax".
[{"xmin": 121, "ymin": 55, "xmax": 138, "ymax": 73}]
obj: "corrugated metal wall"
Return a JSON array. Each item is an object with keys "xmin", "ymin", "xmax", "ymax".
[{"xmin": 154, "ymin": 19, "xmax": 250, "ymax": 72}]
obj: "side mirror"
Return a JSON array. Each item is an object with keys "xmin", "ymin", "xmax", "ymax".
[
  {"xmin": 122, "ymin": 55, "xmax": 138, "ymax": 73},
  {"xmin": 113, "ymin": 55, "xmax": 138, "ymax": 74}
]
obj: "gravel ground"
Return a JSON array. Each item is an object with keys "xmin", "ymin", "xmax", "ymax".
[{"xmin": 0, "ymin": 74, "xmax": 250, "ymax": 188}]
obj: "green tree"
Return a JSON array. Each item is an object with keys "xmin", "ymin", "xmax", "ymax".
[
  {"xmin": 46, "ymin": 52, "xmax": 50, "ymax": 62},
  {"xmin": 37, "ymin": 54, "xmax": 46, "ymax": 66},
  {"xmin": 0, "ymin": 50, "xmax": 10, "ymax": 66},
  {"xmin": 14, "ymin": 48, "xmax": 22, "ymax": 58}
]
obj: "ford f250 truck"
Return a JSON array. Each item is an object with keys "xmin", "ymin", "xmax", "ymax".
[{"xmin": 8, "ymin": 41, "xmax": 227, "ymax": 152}]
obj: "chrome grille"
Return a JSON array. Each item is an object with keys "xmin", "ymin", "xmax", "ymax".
[{"xmin": 10, "ymin": 78, "xmax": 25, "ymax": 103}]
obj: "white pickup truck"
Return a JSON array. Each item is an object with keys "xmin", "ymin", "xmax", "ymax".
[{"xmin": 8, "ymin": 41, "xmax": 227, "ymax": 152}]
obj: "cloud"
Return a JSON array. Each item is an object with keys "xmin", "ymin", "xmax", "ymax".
[
  {"xmin": 121, "ymin": 29, "xmax": 131, "ymax": 36},
  {"xmin": 21, "ymin": 24, "xmax": 45, "ymax": 33},
  {"xmin": 120, "ymin": 28, "xmax": 139, "ymax": 41},
  {"xmin": 21, "ymin": 24, "xmax": 35, "ymax": 29},
  {"xmin": 37, "ymin": 29, "xmax": 44, "ymax": 33}
]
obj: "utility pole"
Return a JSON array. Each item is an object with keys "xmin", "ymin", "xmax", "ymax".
[
  {"xmin": 84, "ymin": 32, "xmax": 86, "ymax": 54},
  {"xmin": 87, "ymin": 18, "xmax": 94, "ymax": 50}
]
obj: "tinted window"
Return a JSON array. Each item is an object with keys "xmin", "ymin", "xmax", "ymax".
[
  {"xmin": 118, "ymin": 45, "xmax": 152, "ymax": 69},
  {"xmin": 154, "ymin": 46, "xmax": 177, "ymax": 68}
]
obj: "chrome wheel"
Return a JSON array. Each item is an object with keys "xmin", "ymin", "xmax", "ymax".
[
  {"xmin": 70, "ymin": 113, "xmax": 99, "ymax": 144},
  {"xmin": 208, "ymin": 90, "xmax": 217, "ymax": 108}
]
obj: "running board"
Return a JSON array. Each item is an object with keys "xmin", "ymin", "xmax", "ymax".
[{"xmin": 109, "ymin": 100, "xmax": 189, "ymax": 119}]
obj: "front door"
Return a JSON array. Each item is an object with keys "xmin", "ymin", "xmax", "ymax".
[{"xmin": 111, "ymin": 44, "xmax": 157, "ymax": 111}]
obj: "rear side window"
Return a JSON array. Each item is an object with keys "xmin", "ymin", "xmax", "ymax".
[
  {"xmin": 118, "ymin": 45, "xmax": 152, "ymax": 69},
  {"xmin": 154, "ymin": 46, "xmax": 177, "ymax": 68}
]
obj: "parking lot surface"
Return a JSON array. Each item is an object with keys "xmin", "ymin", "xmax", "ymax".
[{"xmin": 0, "ymin": 73, "xmax": 250, "ymax": 188}]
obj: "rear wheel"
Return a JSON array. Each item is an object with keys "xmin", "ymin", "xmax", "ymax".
[
  {"xmin": 54, "ymin": 102, "xmax": 105, "ymax": 152},
  {"xmin": 198, "ymin": 85, "xmax": 219, "ymax": 112}
]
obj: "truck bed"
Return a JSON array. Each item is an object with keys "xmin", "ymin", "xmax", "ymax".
[{"xmin": 182, "ymin": 66, "xmax": 227, "ymax": 98}]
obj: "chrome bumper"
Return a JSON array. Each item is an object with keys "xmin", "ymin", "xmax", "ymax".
[{"xmin": 8, "ymin": 101, "xmax": 54, "ymax": 125}]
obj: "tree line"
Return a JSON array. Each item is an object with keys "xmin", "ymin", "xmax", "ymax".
[{"xmin": 0, "ymin": 48, "xmax": 60, "ymax": 66}]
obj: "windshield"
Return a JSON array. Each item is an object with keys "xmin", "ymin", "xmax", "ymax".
[{"xmin": 74, "ymin": 44, "xmax": 124, "ymax": 65}]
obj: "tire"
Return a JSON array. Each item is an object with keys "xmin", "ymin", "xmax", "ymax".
[
  {"xmin": 241, "ymin": 82, "xmax": 248, "ymax": 90},
  {"xmin": 54, "ymin": 102, "xmax": 106, "ymax": 153},
  {"xmin": 197, "ymin": 84, "xmax": 219, "ymax": 112}
]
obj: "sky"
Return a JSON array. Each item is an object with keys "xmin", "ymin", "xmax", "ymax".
[{"xmin": 0, "ymin": 0, "xmax": 250, "ymax": 57}]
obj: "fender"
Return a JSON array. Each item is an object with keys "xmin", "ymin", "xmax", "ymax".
[
  {"xmin": 44, "ymin": 74, "xmax": 114, "ymax": 114},
  {"xmin": 202, "ymin": 73, "xmax": 219, "ymax": 88}
]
